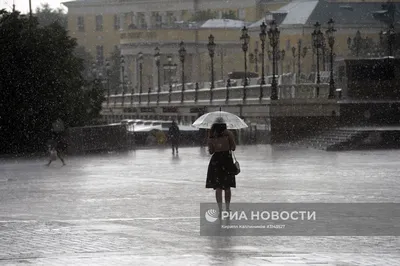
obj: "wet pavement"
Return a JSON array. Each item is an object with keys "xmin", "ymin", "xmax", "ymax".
[{"xmin": 1, "ymin": 145, "xmax": 400, "ymax": 265}]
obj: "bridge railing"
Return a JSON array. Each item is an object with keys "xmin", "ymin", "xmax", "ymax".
[{"xmin": 103, "ymin": 83, "xmax": 330, "ymax": 108}]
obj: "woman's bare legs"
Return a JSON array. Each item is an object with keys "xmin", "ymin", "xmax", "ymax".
[
  {"xmin": 216, "ymin": 188, "xmax": 223, "ymax": 215},
  {"xmin": 225, "ymin": 188, "xmax": 231, "ymax": 211}
]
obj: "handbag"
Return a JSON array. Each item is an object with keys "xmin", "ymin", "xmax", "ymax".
[{"xmin": 231, "ymin": 151, "xmax": 240, "ymax": 175}]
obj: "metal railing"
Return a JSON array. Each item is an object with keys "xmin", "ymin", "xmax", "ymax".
[{"xmin": 105, "ymin": 83, "xmax": 331, "ymax": 108}]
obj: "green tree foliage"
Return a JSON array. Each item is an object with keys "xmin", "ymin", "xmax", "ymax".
[
  {"xmin": 34, "ymin": 3, "xmax": 67, "ymax": 28},
  {"xmin": 190, "ymin": 10, "xmax": 217, "ymax": 21},
  {"xmin": 0, "ymin": 10, "xmax": 104, "ymax": 154},
  {"xmin": 221, "ymin": 10, "xmax": 238, "ymax": 20}
]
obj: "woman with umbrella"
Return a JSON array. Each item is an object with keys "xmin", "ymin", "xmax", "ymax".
[{"xmin": 193, "ymin": 110, "xmax": 247, "ymax": 216}]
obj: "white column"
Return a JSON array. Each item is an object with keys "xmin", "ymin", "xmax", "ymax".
[
  {"xmin": 161, "ymin": 12, "xmax": 167, "ymax": 26},
  {"xmin": 119, "ymin": 13, "xmax": 125, "ymax": 31},
  {"xmin": 145, "ymin": 12, "xmax": 152, "ymax": 28},
  {"xmin": 131, "ymin": 12, "xmax": 136, "ymax": 28}
]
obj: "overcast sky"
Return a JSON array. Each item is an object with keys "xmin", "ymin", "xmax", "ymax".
[{"xmin": 0, "ymin": 0, "xmax": 67, "ymax": 14}]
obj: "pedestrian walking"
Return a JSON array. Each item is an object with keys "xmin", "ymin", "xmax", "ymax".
[
  {"xmin": 168, "ymin": 120, "xmax": 180, "ymax": 155},
  {"xmin": 46, "ymin": 143, "xmax": 66, "ymax": 166},
  {"xmin": 205, "ymin": 118, "xmax": 237, "ymax": 216}
]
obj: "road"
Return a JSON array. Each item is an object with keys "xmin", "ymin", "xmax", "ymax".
[{"xmin": 0, "ymin": 145, "xmax": 399, "ymax": 265}]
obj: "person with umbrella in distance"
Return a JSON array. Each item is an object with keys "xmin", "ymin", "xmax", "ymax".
[
  {"xmin": 193, "ymin": 110, "xmax": 247, "ymax": 216},
  {"xmin": 168, "ymin": 120, "xmax": 180, "ymax": 155}
]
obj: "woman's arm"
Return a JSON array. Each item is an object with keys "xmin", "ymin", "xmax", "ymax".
[{"xmin": 227, "ymin": 131, "xmax": 236, "ymax": 151}]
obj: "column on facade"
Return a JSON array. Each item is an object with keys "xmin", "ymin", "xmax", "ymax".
[
  {"xmin": 145, "ymin": 12, "xmax": 152, "ymax": 29},
  {"xmin": 153, "ymin": 50, "xmax": 158, "ymax": 90},
  {"xmin": 130, "ymin": 12, "xmax": 137, "ymax": 28},
  {"xmin": 160, "ymin": 11, "xmax": 167, "ymax": 27},
  {"xmin": 119, "ymin": 13, "xmax": 125, "ymax": 31}
]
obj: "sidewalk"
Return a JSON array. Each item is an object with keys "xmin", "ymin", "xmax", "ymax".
[{"xmin": 0, "ymin": 145, "xmax": 399, "ymax": 265}]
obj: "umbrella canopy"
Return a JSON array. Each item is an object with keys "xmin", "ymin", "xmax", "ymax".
[{"xmin": 192, "ymin": 111, "xmax": 248, "ymax": 129}]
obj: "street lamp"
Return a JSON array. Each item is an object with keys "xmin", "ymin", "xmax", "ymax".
[
  {"xmin": 326, "ymin": 18, "xmax": 336, "ymax": 99},
  {"xmin": 154, "ymin": 47, "xmax": 161, "ymax": 104},
  {"xmin": 240, "ymin": 26, "xmax": 250, "ymax": 91},
  {"xmin": 138, "ymin": 52, "xmax": 143, "ymax": 104},
  {"xmin": 312, "ymin": 22, "xmax": 323, "ymax": 97},
  {"xmin": 179, "ymin": 41, "xmax": 187, "ymax": 103},
  {"xmin": 164, "ymin": 55, "xmax": 177, "ymax": 103},
  {"xmin": 267, "ymin": 20, "xmax": 280, "ymax": 100},
  {"xmin": 120, "ymin": 55, "xmax": 126, "ymax": 107},
  {"xmin": 259, "ymin": 22, "xmax": 267, "ymax": 89},
  {"xmin": 207, "ymin": 34, "xmax": 216, "ymax": 102},
  {"xmin": 387, "ymin": 24, "xmax": 395, "ymax": 56},
  {"xmin": 104, "ymin": 59, "xmax": 111, "ymax": 107}
]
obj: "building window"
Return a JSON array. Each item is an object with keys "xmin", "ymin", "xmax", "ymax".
[
  {"xmin": 77, "ymin": 16, "xmax": 84, "ymax": 32},
  {"xmin": 95, "ymin": 15, "xmax": 103, "ymax": 31},
  {"xmin": 114, "ymin": 14, "xmax": 120, "ymax": 30},
  {"xmin": 96, "ymin": 45, "xmax": 104, "ymax": 65}
]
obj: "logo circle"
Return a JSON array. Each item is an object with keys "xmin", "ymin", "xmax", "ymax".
[{"xmin": 205, "ymin": 209, "xmax": 219, "ymax": 222}]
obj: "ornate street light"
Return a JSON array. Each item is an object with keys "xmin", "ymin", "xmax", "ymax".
[
  {"xmin": 163, "ymin": 55, "xmax": 177, "ymax": 103},
  {"xmin": 105, "ymin": 59, "xmax": 111, "ymax": 106},
  {"xmin": 312, "ymin": 21, "xmax": 323, "ymax": 97},
  {"xmin": 259, "ymin": 21, "xmax": 267, "ymax": 89},
  {"xmin": 387, "ymin": 24, "xmax": 395, "ymax": 56},
  {"xmin": 267, "ymin": 20, "xmax": 280, "ymax": 100},
  {"xmin": 326, "ymin": 18, "xmax": 336, "ymax": 99},
  {"xmin": 120, "ymin": 55, "xmax": 126, "ymax": 107},
  {"xmin": 138, "ymin": 52, "xmax": 143, "ymax": 104},
  {"xmin": 240, "ymin": 26, "xmax": 250, "ymax": 93},
  {"xmin": 179, "ymin": 41, "xmax": 187, "ymax": 103},
  {"xmin": 154, "ymin": 47, "xmax": 161, "ymax": 104},
  {"xmin": 207, "ymin": 34, "xmax": 216, "ymax": 102}
]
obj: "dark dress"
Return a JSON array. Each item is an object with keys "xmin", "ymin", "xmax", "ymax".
[{"xmin": 206, "ymin": 150, "xmax": 236, "ymax": 189}]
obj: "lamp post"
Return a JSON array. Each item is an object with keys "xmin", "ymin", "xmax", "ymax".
[
  {"xmin": 207, "ymin": 34, "xmax": 216, "ymax": 102},
  {"xmin": 105, "ymin": 59, "xmax": 111, "ymax": 107},
  {"xmin": 240, "ymin": 26, "xmax": 250, "ymax": 90},
  {"xmin": 291, "ymin": 46, "xmax": 296, "ymax": 74},
  {"xmin": 259, "ymin": 22, "xmax": 267, "ymax": 87},
  {"xmin": 179, "ymin": 41, "xmax": 186, "ymax": 103},
  {"xmin": 387, "ymin": 24, "xmax": 395, "ymax": 57},
  {"xmin": 138, "ymin": 52, "xmax": 143, "ymax": 104},
  {"xmin": 312, "ymin": 22, "xmax": 323, "ymax": 97},
  {"xmin": 259, "ymin": 22, "xmax": 267, "ymax": 100},
  {"xmin": 120, "ymin": 55, "xmax": 126, "ymax": 107},
  {"xmin": 267, "ymin": 20, "xmax": 280, "ymax": 100},
  {"xmin": 154, "ymin": 47, "xmax": 161, "ymax": 104},
  {"xmin": 163, "ymin": 55, "xmax": 177, "ymax": 103},
  {"xmin": 326, "ymin": 18, "xmax": 336, "ymax": 99}
]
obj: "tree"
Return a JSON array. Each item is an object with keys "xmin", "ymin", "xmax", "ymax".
[
  {"xmin": 74, "ymin": 45, "xmax": 96, "ymax": 81},
  {"xmin": 108, "ymin": 46, "xmax": 123, "ymax": 94},
  {"xmin": 222, "ymin": 10, "xmax": 238, "ymax": 20},
  {"xmin": 0, "ymin": 10, "xmax": 103, "ymax": 154},
  {"xmin": 34, "ymin": 3, "xmax": 67, "ymax": 28},
  {"xmin": 190, "ymin": 10, "xmax": 217, "ymax": 21}
]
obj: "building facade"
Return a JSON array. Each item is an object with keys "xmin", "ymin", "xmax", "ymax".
[
  {"xmin": 63, "ymin": 0, "xmax": 396, "ymax": 91},
  {"xmin": 63, "ymin": 0, "xmax": 289, "ymax": 90}
]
